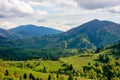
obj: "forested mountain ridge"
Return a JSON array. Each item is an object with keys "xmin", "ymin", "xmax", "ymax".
[
  {"xmin": 63, "ymin": 19, "xmax": 120, "ymax": 48},
  {"xmin": 46, "ymin": 19, "xmax": 120, "ymax": 49},
  {"xmin": 0, "ymin": 19, "xmax": 120, "ymax": 49},
  {"xmin": 9, "ymin": 24, "xmax": 63, "ymax": 37},
  {"xmin": 0, "ymin": 28, "xmax": 21, "ymax": 38}
]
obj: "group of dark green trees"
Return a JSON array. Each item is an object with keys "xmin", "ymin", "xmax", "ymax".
[{"xmin": 0, "ymin": 47, "xmax": 79, "ymax": 61}]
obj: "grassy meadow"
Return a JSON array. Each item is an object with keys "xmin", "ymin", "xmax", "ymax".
[{"xmin": 0, "ymin": 54, "xmax": 99, "ymax": 80}]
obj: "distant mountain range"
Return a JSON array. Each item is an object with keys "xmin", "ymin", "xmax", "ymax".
[
  {"xmin": 8, "ymin": 24, "xmax": 63, "ymax": 37},
  {"xmin": 0, "ymin": 19, "xmax": 120, "ymax": 49},
  {"xmin": 0, "ymin": 28, "xmax": 11, "ymax": 37},
  {"xmin": 0, "ymin": 28, "xmax": 21, "ymax": 38}
]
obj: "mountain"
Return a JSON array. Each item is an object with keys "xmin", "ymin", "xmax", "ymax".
[
  {"xmin": 63, "ymin": 19, "xmax": 120, "ymax": 48},
  {"xmin": 0, "ymin": 19, "xmax": 120, "ymax": 49},
  {"xmin": 0, "ymin": 28, "xmax": 12, "ymax": 37},
  {"xmin": 0, "ymin": 28, "xmax": 20, "ymax": 38},
  {"xmin": 9, "ymin": 24, "xmax": 63, "ymax": 37}
]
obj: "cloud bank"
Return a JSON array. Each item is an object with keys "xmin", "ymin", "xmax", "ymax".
[
  {"xmin": 0, "ymin": 0, "xmax": 119, "ymax": 18},
  {"xmin": 0, "ymin": 21, "xmax": 16, "ymax": 29},
  {"xmin": 0, "ymin": 0, "xmax": 47, "ymax": 18},
  {"xmin": 75, "ymin": 0, "xmax": 120, "ymax": 9}
]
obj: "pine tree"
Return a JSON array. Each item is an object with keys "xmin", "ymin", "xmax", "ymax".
[
  {"xmin": 36, "ymin": 77, "xmax": 40, "ymax": 80},
  {"xmin": 5, "ymin": 70, "xmax": 9, "ymax": 76},
  {"xmin": 69, "ymin": 64, "xmax": 73, "ymax": 70},
  {"xmin": 29, "ymin": 73, "xmax": 33, "ymax": 80},
  {"xmin": 56, "ymin": 73, "xmax": 60, "ymax": 80},
  {"xmin": 48, "ymin": 74, "xmax": 52, "ymax": 80},
  {"xmin": 29, "ymin": 73, "xmax": 35, "ymax": 80},
  {"xmin": 23, "ymin": 73, "xmax": 27, "ymax": 79},
  {"xmin": 99, "ymin": 54, "xmax": 104, "ymax": 61},
  {"xmin": 20, "ymin": 63, "xmax": 24, "ymax": 69},
  {"xmin": 88, "ymin": 62, "xmax": 91, "ymax": 65},
  {"xmin": 95, "ymin": 62, "xmax": 99, "ymax": 67},
  {"xmin": 43, "ymin": 66, "xmax": 49, "ymax": 73},
  {"xmin": 105, "ymin": 55, "xmax": 110, "ymax": 63}
]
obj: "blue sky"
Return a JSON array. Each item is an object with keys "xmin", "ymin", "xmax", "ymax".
[{"xmin": 0, "ymin": 0, "xmax": 120, "ymax": 31}]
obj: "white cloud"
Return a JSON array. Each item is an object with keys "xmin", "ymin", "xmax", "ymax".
[
  {"xmin": 24, "ymin": 0, "xmax": 77, "ymax": 7},
  {"xmin": 23, "ymin": 0, "xmax": 120, "ymax": 9},
  {"xmin": 23, "ymin": 0, "xmax": 120, "ymax": 15},
  {"xmin": 55, "ymin": 0, "xmax": 77, "ymax": 7},
  {"xmin": 35, "ymin": 10, "xmax": 47, "ymax": 16},
  {"xmin": 109, "ymin": 6, "xmax": 120, "ymax": 13},
  {"xmin": 75, "ymin": 0, "xmax": 120, "ymax": 10},
  {"xmin": 0, "ymin": 21, "xmax": 16, "ymax": 29},
  {"xmin": 27, "ymin": 0, "xmax": 52, "ymax": 7},
  {"xmin": 0, "ymin": 0, "xmax": 33, "ymax": 17},
  {"xmin": 1, "ymin": 0, "xmax": 118, "ymax": 18},
  {"xmin": 0, "ymin": 0, "xmax": 47, "ymax": 18}
]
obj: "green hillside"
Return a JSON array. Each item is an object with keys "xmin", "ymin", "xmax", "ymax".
[{"xmin": 0, "ymin": 41, "xmax": 120, "ymax": 80}]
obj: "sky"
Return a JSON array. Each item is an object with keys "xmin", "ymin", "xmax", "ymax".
[{"xmin": 0, "ymin": 0, "xmax": 120, "ymax": 31}]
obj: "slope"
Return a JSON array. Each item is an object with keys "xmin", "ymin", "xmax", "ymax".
[{"xmin": 63, "ymin": 19, "xmax": 120, "ymax": 48}]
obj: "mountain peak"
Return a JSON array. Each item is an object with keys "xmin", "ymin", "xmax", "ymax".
[{"xmin": 92, "ymin": 19, "xmax": 100, "ymax": 22}]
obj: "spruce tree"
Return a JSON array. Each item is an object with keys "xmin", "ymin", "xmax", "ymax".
[
  {"xmin": 29, "ymin": 73, "xmax": 32, "ymax": 80},
  {"xmin": 69, "ymin": 64, "xmax": 73, "ymax": 70},
  {"xmin": 5, "ymin": 70, "xmax": 9, "ymax": 76},
  {"xmin": 23, "ymin": 73, "xmax": 27, "ymax": 79},
  {"xmin": 48, "ymin": 74, "xmax": 52, "ymax": 80},
  {"xmin": 56, "ymin": 73, "xmax": 60, "ymax": 79}
]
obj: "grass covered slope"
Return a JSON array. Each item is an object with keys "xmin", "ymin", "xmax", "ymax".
[
  {"xmin": 60, "ymin": 55, "xmax": 98, "ymax": 70},
  {"xmin": 0, "ymin": 41, "xmax": 120, "ymax": 80},
  {"xmin": 0, "ymin": 60, "xmax": 88, "ymax": 80}
]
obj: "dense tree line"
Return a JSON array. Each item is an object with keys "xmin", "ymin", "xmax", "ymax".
[{"xmin": 0, "ymin": 47, "xmax": 78, "ymax": 60}]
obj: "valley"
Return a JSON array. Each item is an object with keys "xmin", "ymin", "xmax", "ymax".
[
  {"xmin": 0, "ymin": 0, "xmax": 120, "ymax": 80},
  {"xmin": 0, "ymin": 19, "xmax": 120, "ymax": 80}
]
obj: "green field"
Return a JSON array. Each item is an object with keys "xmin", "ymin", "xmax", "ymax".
[
  {"xmin": 0, "ymin": 53, "xmax": 101, "ymax": 80},
  {"xmin": 1, "ymin": 54, "xmax": 99, "ymax": 80},
  {"xmin": 0, "ymin": 47, "xmax": 120, "ymax": 80}
]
